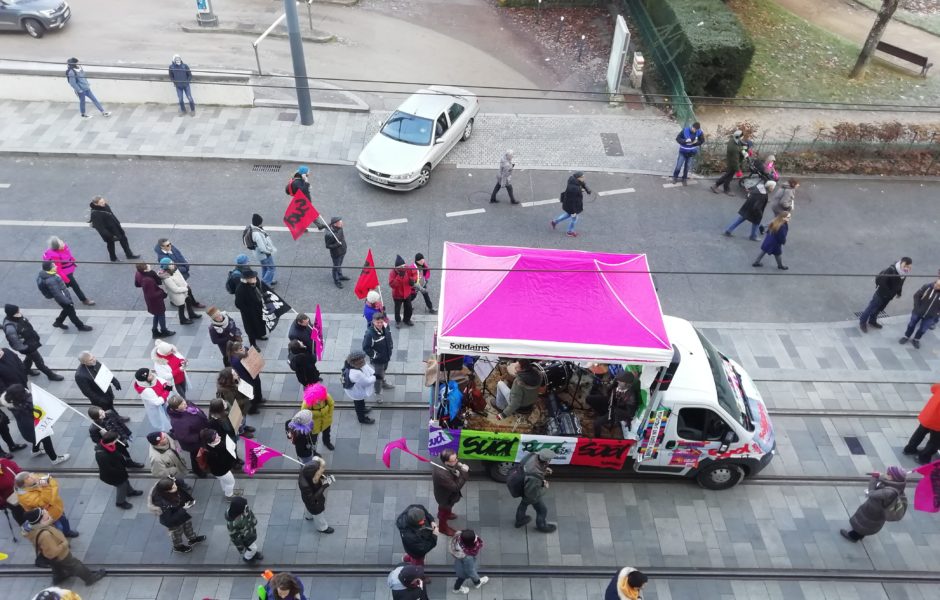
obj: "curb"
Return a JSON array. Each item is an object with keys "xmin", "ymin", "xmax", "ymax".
[
  {"xmin": 179, "ymin": 24, "xmax": 335, "ymax": 43},
  {"xmin": 309, "ymin": 0, "xmax": 360, "ymax": 5},
  {"xmin": 253, "ymin": 98, "xmax": 369, "ymax": 113},
  {"xmin": 0, "ymin": 149, "xmax": 354, "ymax": 167}
]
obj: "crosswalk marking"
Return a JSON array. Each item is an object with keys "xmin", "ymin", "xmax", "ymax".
[
  {"xmin": 597, "ymin": 188, "xmax": 635, "ymax": 197},
  {"xmin": 520, "ymin": 198, "xmax": 560, "ymax": 207},
  {"xmin": 446, "ymin": 208, "xmax": 486, "ymax": 217},
  {"xmin": 366, "ymin": 218, "xmax": 408, "ymax": 227}
]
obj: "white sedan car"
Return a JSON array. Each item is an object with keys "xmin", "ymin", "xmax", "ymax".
[{"xmin": 355, "ymin": 85, "xmax": 479, "ymax": 191}]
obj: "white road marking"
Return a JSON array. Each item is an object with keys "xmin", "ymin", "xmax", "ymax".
[
  {"xmin": 0, "ymin": 184, "xmax": 10, "ymax": 189},
  {"xmin": 446, "ymin": 208, "xmax": 486, "ymax": 217},
  {"xmin": 663, "ymin": 181, "xmax": 699, "ymax": 189},
  {"xmin": 366, "ymin": 218, "xmax": 408, "ymax": 227},
  {"xmin": 0, "ymin": 219, "xmax": 290, "ymax": 232},
  {"xmin": 520, "ymin": 198, "xmax": 560, "ymax": 207},
  {"xmin": 597, "ymin": 188, "xmax": 635, "ymax": 197}
]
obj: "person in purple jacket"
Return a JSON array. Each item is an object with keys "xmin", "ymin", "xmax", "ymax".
[
  {"xmin": 752, "ymin": 212, "xmax": 790, "ymax": 270},
  {"xmin": 166, "ymin": 396, "xmax": 209, "ymax": 477}
]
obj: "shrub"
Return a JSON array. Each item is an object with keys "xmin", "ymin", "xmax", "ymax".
[{"xmin": 643, "ymin": 0, "xmax": 754, "ymax": 97}]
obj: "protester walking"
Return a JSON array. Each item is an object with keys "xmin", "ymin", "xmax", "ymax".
[
  {"xmin": 289, "ymin": 313, "xmax": 315, "ymax": 355},
  {"xmin": 66, "ymin": 58, "xmax": 110, "ymax": 119},
  {"xmin": 152, "ymin": 340, "xmax": 189, "ymax": 399},
  {"xmin": 197, "ymin": 429, "xmax": 243, "ymax": 501},
  {"xmin": 387, "ymin": 565, "xmax": 429, "ymax": 600},
  {"xmin": 0, "ymin": 457, "xmax": 25, "ymax": 523},
  {"xmin": 0, "ymin": 384, "xmax": 69, "ymax": 465},
  {"xmin": 146, "ymin": 432, "xmax": 194, "ymax": 490},
  {"xmin": 412, "ymin": 254, "xmax": 437, "ymax": 314},
  {"xmin": 135, "ymin": 263, "xmax": 175, "ymax": 339},
  {"xmin": 396, "ymin": 504, "xmax": 438, "ymax": 567},
  {"xmin": 87, "ymin": 407, "xmax": 143, "ymax": 467},
  {"xmin": 342, "ymin": 351, "xmax": 376, "ymax": 424},
  {"xmin": 903, "ymin": 383, "xmax": 940, "ymax": 464},
  {"xmin": 859, "ymin": 257, "xmax": 913, "ymax": 332},
  {"xmin": 148, "ymin": 477, "xmax": 204, "ymax": 553},
  {"xmin": 226, "ymin": 254, "xmax": 252, "ymax": 295},
  {"xmin": 168, "ymin": 55, "xmax": 195, "ymax": 115},
  {"xmin": 217, "ymin": 366, "xmax": 256, "ymax": 418},
  {"xmin": 840, "ymin": 466, "xmax": 908, "ymax": 542},
  {"xmin": 899, "ymin": 278, "xmax": 940, "ymax": 349},
  {"xmin": 262, "ymin": 573, "xmax": 307, "ymax": 600},
  {"xmin": 672, "ymin": 121, "xmax": 705, "ymax": 183},
  {"xmin": 207, "ymin": 307, "xmax": 242, "ymax": 368},
  {"xmin": 22, "ymin": 508, "xmax": 106, "ymax": 586},
  {"xmin": 14, "ymin": 471, "xmax": 78, "ymax": 537},
  {"xmin": 751, "ymin": 212, "xmax": 790, "ymax": 270},
  {"xmin": 285, "ymin": 409, "xmax": 317, "ymax": 464},
  {"xmin": 95, "ymin": 431, "xmax": 143, "ymax": 509},
  {"xmin": 363, "ymin": 290, "xmax": 388, "ymax": 326},
  {"xmin": 389, "ymin": 255, "xmax": 418, "ymax": 327},
  {"xmin": 489, "ymin": 150, "xmax": 518, "ymax": 204},
  {"xmin": 363, "ymin": 312, "xmax": 395, "ymax": 402},
  {"xmin": 133, "ymin": 368, "xmax": 173, "ymax": 431},
  {"xmin": 88, "ymin": 196, "xmax": 139, "ymax": 262},
  {"xmin": 771, "ymin": 178, "xmax": 800, "ymax": 216},
  {"xmin": 3, "ymin": 305, "xmax": 64, "ymax": 381},
  {"xmin": 37, "ymin": 262, "xmax": 92, "ymax": 332},
  {"xmin": 710, "ymin": 129, "xmax": 745, "ymax": 195},
  {"xmin": 724, "ymin": 180, "xmax": 775, "ymax": 240},
  {"xmin": 154, "ymin": 238, "xmax": 205, "ymax": 308},
  {"xmin": 298, "ymin": 457, "xmax": 335, "ymax": 534},
  {"xmin": 605, "ymin": 567, "xmax": 648, "ymax": 600},
  {"xmin": 167, "ymin": 396, "xmax": 209, "ymax": 476},
  {"xmin": 0, "ymin": 406, "xmax": 27, "ymax": 458},
  {"xmin": 225, "ymin": 496, "xmax": 263, "ymax": 562},
  {"xmin": 249, "ymin": 214, "xmax": 278, "ymax": 287},
  {"xmin": 514, "ymin": 449, "xmax": 557, "ymax": 532},
  {"xmin": 289, "ymin": 340, "xmax": 320, "ymax": 387},
  {"xmin": 324, "ymin": 217, "xmax": 349, "ymax": 289},
  {"xmin": 42, "ymin": 237, "xmax": 95, "ymax": 306},
  {"xmin": 300, "ymin": 382, "xmax": 334, "ymax": 451},
  {"xmin": 448, "ymin": 529, "xmax": 488, "ymax": 594},
  {"xmin": 234, "ymin": 270, "xmax": 267, "ymax": 348},
  {"xmin": 229, "ymin": 340, "xmax": 265, "ymax": 411},
  {"xmin": 75, "ymin": 351, "xmax": 126, "ymax": 420},
  {"xmin": 431, "ymin": 449, "xmax": 469, "ymax": 536},
  {"xmin": 551, "ymin": 172, "xmax": 592, "ymax": 238},
  {"xmin": 158, "ymin": 258, "xmax": 202, "ymax": 326}
]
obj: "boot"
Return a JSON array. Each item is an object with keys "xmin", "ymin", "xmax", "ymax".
[
  {"xmin": 354, "ymin": 400, "xmax": 374, "ymax": 424},
  {"xmin": 43, "ymin": 369, "xmax": 64, "ymax": 382},
  {"xmin": 535, "ymin": 523, "xmax": 557, "ymax": 533},
  {"xmin": 152, "ymin": 329, "xmax": 161, "ymax": 339},
  {"xmin": 323, "ymin": 432, "xmax": 335, "ymax": 451},
  {"xmin": 437, "ymin": 510, "xmax": 456, "ymax": 536},
  {"xmin": 158, "ymin": 329, "xmax": 176, "ymax": 338}
]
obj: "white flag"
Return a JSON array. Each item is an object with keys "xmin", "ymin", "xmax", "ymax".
[{"xmin": 30, "ymin": 383, "xmax": 69, "ymax": 442}]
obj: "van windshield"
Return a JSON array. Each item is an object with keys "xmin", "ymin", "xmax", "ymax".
[{"xmin": 695, "ymin": 330, "xmax": 752, "ymax": 429}]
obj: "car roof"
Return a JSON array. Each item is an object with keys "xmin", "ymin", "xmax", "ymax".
[{"xmin": 395, "ymin": 86, "xmax": 474, "ymax": 119}]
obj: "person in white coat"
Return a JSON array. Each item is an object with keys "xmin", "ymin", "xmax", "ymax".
[
  {"xmin": 133, "ymin": 368, "xmax": 172, "ymax": 430},
  {"xmin": 151, "ymin": 340, "xmax": 189, "ymax": 399},
  {"xmin": 343, "ymin": 351, "xmax": 375, "ymax": 425},
  {"xmin": 249, "ymin": 214, "xmax": 278, "ymax": 287},
  {"xmin": 157, "ymin": 258, "xmax": 202, "ymax": 326}
]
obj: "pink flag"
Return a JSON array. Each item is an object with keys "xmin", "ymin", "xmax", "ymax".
[
  {"xmin": 243, "ymin": 438, "xmax": 284, "ymax": 476},
  {"xmin": 913, "ymin": 459, "xmax": 940, "ymax": 513},
  {"xmin": 312, "ymin": 304, "xmax": 325, "ymax": 362},
  {"xmin": 382, "ymin": 437, "xmax": 430, "ymax": 468}
]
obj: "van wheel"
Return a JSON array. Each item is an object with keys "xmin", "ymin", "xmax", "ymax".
[
  {"xmin": 696, "ymin": 463, "xmax": 744, "ymax": 490},
  {"xmin": 23, "ymin": 19, "xmax": 45, "ymax": 38},
  {"xmin": 485, "ymin": 461, "xmax": 513, "ymax": 483}
]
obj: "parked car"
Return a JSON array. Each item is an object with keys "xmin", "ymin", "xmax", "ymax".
[
  {"xmin": 355, "ymin": 85, "xmax": 479, "ymax": 191},
  {"xmin": 0, "ymin": 0, "xmax": 70, "ymax": 38}
]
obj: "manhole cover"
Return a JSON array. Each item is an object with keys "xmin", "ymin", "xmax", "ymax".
[
  {"xmin": 600, "ymin": 133, "xmax": 623, "ymax": 157},
  {"xmin": 278, "ymin": 112, "xmax": 297, "ymax": 122},
  {"xmin": 252, "ymin": 164, "xmax": 281, "ymax": 173},
  {"xmin": 844, "ymin": 436, "xmax": 866, "ymax": 456}
]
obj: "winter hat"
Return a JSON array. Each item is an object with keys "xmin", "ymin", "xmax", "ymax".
[
  {"xmin": 41, "ymin": 260, "xmax": 54, "ymax": 272},
  {"xmin": 395, "ymin": 255, "xmax": 405, "ymax": 267},
  {"xmin": 251, "ymin": 213, "xmax": 263, "ymax": 226},
  {"xmin": 537, "ymin": 448, "xmax": 556, "ymax": 463},
  {"xmin": 406, "ymin": 506, "xmax": 426, "ymax": 525},
  {"xmin": 289, "ymin": 409, "xmax": 314, "ymax": 433},
  {"xmin": 241, "ymin": 269, "xmax": 257, "ymax": 279},
  {"xmin": 886, "ymin": 465, "xmax": 907, "ymax": 482},
  {"xmin": 297, "ymin": 165, "xmax": 309, "ymax": 175},
  {"xmin": 329, "ymin": 216, "xmax": 342, "ymax": 225},
  {"xmin": 4, "ymin": 303, "xmax": 18, "ymax": 317},
  {"xmin": 615, "ymin": 370, "xmax": 636, "ymax": 384},
  {"xmin": 67, "ymin": 57, "xmax": 78, "ymax": 65},
  {"xmin": 398, "ymin": 565, "xmax": 424, "ymax": 587},
  {"xmin": 414, "ymin": 253, "xmax": 424, "ymax": 262},
  {"xmin": 302, "ymin": 383, "xmax": 328, "ymax": 407},
  {"xmin": 226, "ymin": 496, "xmax": 248, "ymax": 520},
  {"xmin": 159, "ymin": 257, "xmax": 173, "ymax": 268},
  {"xmin": 235, "ymin": 254, "xmax": 250, "ymax": 265},
  {"xmin": 573, "ymin": 171, "xmax": 584, "ymax": 179},
  {"xmin": 146, "ymin": 432, "xmax": 164, "ymax": 446},
  {"xmin": 366, "ymin": 290, "xmax": 381, "ymax": 304},
  {"xmin": 24, "ymin": 508, "xmax": 43, "ymax": 525},
  {"xmin": 155, "ymin": 340, "xmax": 175, "ymax": 355},
  {"xmin": 135, "ymin": 368, "xmax": 151, "ymax": 382}
]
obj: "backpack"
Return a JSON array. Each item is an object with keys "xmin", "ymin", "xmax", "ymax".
[
  {"xmin": 884, "ymin": 489, "xmax": 908, "ymax": 522},
  {"xmin": 506, "ymin": 462, "xmax": 526, "ymax": 498},
  {"xmin": 340, "ymin": 363, "xmax": 355, "ymax": 390},
  {"xmin": 242, "ymin": 226, "xmax": 257, "ymax": 250},
  {"xmin": 225, "ymin": 269, "xmax": 241, "ymax": 295},
  {"xmin": 36, "ymin": 274, "xmax": 54, "ymax": 299}
]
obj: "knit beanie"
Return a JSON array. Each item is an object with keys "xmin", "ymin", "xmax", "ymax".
[
  {"xmin": 366, "ymin": 290, "xmax": 380, "ymax": 304},
  {"xmin": 4, "ymin": 303, "xmax": 18, "ymax": 317},
  {"xmin": 159, "ymin": 257, "xmax": 172, "ymax": 268},
  {"xmin": 41, "ymin": 260, "xmax": 54, "ymax": 272},
  {"xmin": 251, "ymin": 213, "xmax": 263, "ymax": 227},
  {"xmin": 235, "ymin": 254, "xmax": 250, "ymax": 265},
  {"xmin": 302, "ymin": 383, "xmax": 328, "ymax": 407},
  {"xmin": 146, "ymin": 432, "xmax": 164, "ymax": 446},
  {"xmin": 414, "ymin": 253, "xmax": 424, "ymax": 262},
  {"xmin": 395, "ymin": 254, "xmax": 405, "ymax": 267},
  {"xmin": 289, "ymin": 409, "xmax": 314, "ymax": 433},
  {"xmin": 886, "ymin": 465, "xmax": 907, "ymax": 482},
  {"xmin": 135, "ymin": 368, "xmax": 150, "ymax": 382},
  {"xmin": 297, "ymin": 165, "xmax": 309, "ymax": 175}
]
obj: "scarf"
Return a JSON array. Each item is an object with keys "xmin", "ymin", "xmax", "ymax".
[
  {"xmin": 99, "ymin": 440, "xmax": 117, "ymax": 453},
  {"xmin": 184, "ymin": 404, "xmax": 200, "ymax": 415},
  {"xmin": 459, "ymin": 534, "xmax": 484, "ymax": 557},
  {"xmin": 211, "ymin": 312, "xmax": 231, "ymax": 333},
  {"xmin": 895, "ymin": 261, "xmax": 909, "ymax": 279}
]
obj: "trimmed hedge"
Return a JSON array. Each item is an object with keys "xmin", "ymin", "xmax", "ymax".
[
  {"xmin": 497, "ymin": 0, "xmax": 601, "ymax": 7},
  {"xmin": 643, "ymin": 0, "xmax": 754, "ymax": 97}
]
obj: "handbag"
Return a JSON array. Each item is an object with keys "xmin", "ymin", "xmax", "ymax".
[{"xmin": 34, "ymin": 530, "xmax": 53, "ymax": 568}]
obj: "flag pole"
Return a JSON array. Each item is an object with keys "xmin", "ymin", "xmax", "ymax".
[{"xmin": 318, "ymin": 216, "xmax": 341, "ymax": 244}]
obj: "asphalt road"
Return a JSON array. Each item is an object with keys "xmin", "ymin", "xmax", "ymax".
[{"xmin": 0, "ymin": 156, "xmax": 937, "ymax": 323}]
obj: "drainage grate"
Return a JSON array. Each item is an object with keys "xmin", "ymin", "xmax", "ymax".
[
  {"xmin": 278, "ymin": 112, "xmax": 298, "ymax": 122},
  {"xmin": 252, "ymin": 164, "xmax": 281, "ymax": 173},
  {"xmin": 600, "ymin": 133, "xmax": 624, "ymax": 157},
  {"xmin": 852, "ymin": 310, "xmax": 888, "ymax": 319},
  {"xmin": 844, "ymin": 436, "xmax": 866, "ymax": 456}
]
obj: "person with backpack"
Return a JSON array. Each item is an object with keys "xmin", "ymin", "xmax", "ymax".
[
  {"xmin": 899, "ymin": 278, "xmax": 940, "ymax": 349},
  {"xmin": 395, "ymin": 504, "xmax": 439, "ymax": 567},
  {"xmin": 363, "ymin": 312, "xmax": 395, "ymax": 403},
  {"xmin": 3, "ymin": 305, "xmax": 64, "ymax": 382},
  {"xmin": 247, "ymin": 214, "xmax": 278, "ymax": 287},
  {"xmin": 551, "ymin": 172, "xmax": 592, "ymax": 238},
  {"xmin": 510, "ymin": 449, "xmax": 557, "ymax": 533},
  {"xmin": 207, "ymin": 307, "xmax": 243, "ymax": 368},
  {"xmin": 859, "ymin": 257, "xmax": 913, "ymax": 333},
  {"xmin": 672, "ymin": 121, "xmax": 705, "ymax": 184},
  {"xmin": 135, "ymin": 263, "xmax": 175, "ymax": 339},
  {"xmin": 66, "ymin": 58, "xmax": 110, "ymax": 119},
  {"xmin": 88, "ymin": 196, "xmax": 139, "ymax": 262},
  {"xmin": 225, "ymin": 496, "xmax": 264, "ymax": 562},
  {"xmin": 840, "ymin": 465, "xmax": 908, "ymax": 542},
  {"xmin": 22, "ymin": 507, "xmax": 106, "ymax": 587},
  {"xmin": 147, "ymin": 477, "xmax": 203, "ymax": 553},
  {"xmin": 431, "ymin": 449, "xmax": 469, "ymax": 536},
  {"xmin": 323, "ymin": 217, "xmax": 348, "ymax": 289},
  {"xmin": 37, "ymin": 261, "xmax": 92, "ymax": 332},
  {"xmin": 226, "ymin": 254, "xmax": 252, "ymax": 295},
  {"xmin": 341, "ymin": 351, "xmax": 375, "ymax": 425},
  {"xmin": 448, "ymin": 529, "xmax": 488, "ymax": 594}
]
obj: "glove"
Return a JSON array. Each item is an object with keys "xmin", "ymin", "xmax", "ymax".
[{"xmin": 113, "ymin": 381, "xmax": 122, "ymax": 390}]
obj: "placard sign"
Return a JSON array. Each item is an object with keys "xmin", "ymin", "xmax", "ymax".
[
  {"xmin": 515, "ymin": 434, "xmax": 576, "ymax": 465},
  {"xmin": 571, "ymin": 438, "xmax": 635, "ymax": 469},
  {"xmin": 457, "ymin": 430, "xmax": 520, "ymax": 462}
]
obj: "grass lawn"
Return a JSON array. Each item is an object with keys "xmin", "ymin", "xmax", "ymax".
[
  {"xmin": 726, "ymin": 0, "xmax": 936, "ymax": 104},
  {"xmin": 854, "ymin": 0, "xmax": 940, "ymax": 37}
]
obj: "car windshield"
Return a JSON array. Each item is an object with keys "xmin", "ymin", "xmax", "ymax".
[
  {"xmin": 695, "ymin": 330, "xmax": 752, "ymax": 429},
  {"xmin": 380, "ymin": 111, "xmax": 433, "ymax": 146}
]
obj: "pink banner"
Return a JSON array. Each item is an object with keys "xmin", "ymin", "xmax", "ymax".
[
  {"xmin": 243, "ymin": 438, "xmax": 284, "ymax": 476},
  {"xmin": 382, "ymin": 437, "xmax": 430, "ymax": 468},
  {"xmin": 313, "ymin": 304, "xmax": 324, "ymax": 361},
  {"xmin": 914, "ymin": 459, "xmax": 940, "ymax": 513}
]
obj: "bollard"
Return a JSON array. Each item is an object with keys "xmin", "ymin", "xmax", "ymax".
[
  {"xmin": 537, "ymin": 0, "xmax": 542, "ymax": 24},
  {"xmin": 577, "ymin": 34, "xmax": 585, "ymax": 62},
  {"xmin": 556, "ymin": 16, "xmax": 565, "ymax": 42}
]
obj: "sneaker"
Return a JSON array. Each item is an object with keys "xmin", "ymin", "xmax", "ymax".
[
  {"xmin": 759, "ymin": 225, "xmax": 766, "ymax": 235},
  {"xmin": 911, "ymin": 339, "xmax": 921, "ymax": 349},
  {"xmin": 709, "ymin": 185, "xmax": 719, "ymax": 194},
  {"xmin": 81, "ymin": 114, "xmax": 92, "ymax": 119},
  {"xmin": 27, "ymin": 369, "xmax": 41, "ymax": 376},
  {"xmin": 899, "ymin": 336, "xmax": 909, "ymax": 345},
  {"xmin": 188, "ymin": 535, "xmax": 206, "ymax": 545},
  {"xmin": 115, "ymin": 501, "xmax": 133, "ymax": 510},
  {"xmin": 723, "ymin": 231, "xmax": 732, "ymax": 237},
  {"xmin": 32, "ymin": 449, "xmax": 44, "ymax": 457},
  {"xmin": 403, "ymin": 321, "xmax": 415, "ymax": 327},
  {"xmin": 183, "ymin": 500, "xmax": 196, "ymax": 509},
  {"xmin": 454, "ymin": 587, "xmax": 470, "ymax": 594},
  {"xmin": 566, "ymin": 231, "xmax": 578, "ymax": 238},
  {"xmin": 102, "ymin": 112, "xmax": 111, "ymax": 117},
  {"xmin": 86, "ymin": 569, "xmax": 107, "ymax": 585},
  {"xmin": 358, "ymin": 416, "xmax": 375, "ymax": 425},
  {"xmin": 428, "ymin": 308, "xmax": 438, "ymax": 314},
  {"xmin": 52, "ymin": 322, "xmax": 69, "ymax": 330},
  {"xmin": 233, "ymin": 488, "xmax": 244, "ymax": 496},
  {"xmin": 64, "ymin": 530, "xmax": 80, "ymax": 538},
  {"xmin": 839, "ymin": 529, "xmax": 859, "ymax": 543},
  {"xmin": 535, "ymin": 523, "xmax": 557, "ymax": 533},
  {"xmin": 82, "ymin": 299, "xmax": 96, "ymax": 305},
  {"xmin": 514, "ymin": 516, "xmax": 531, "ymax": 528},
  {"xmin": 902, "ymin": 446, "xmax": 918, "ymax": 456},
  {"xmin": 52, "ymin": 453, "xmax": 71, "ymax": 465},
  {"xmin": 752, "ymin": 262, "xmax": 762, "ymax": 268},
  {"xmin": 475, "ymin": 577, "xmax": 489, "ymax": 588},
  {"xmin": 777, "ymin": 265, "xmax": 789, "ymax": 270},
  {"xmin": 127, "ymin": 489, "xmax": 143, "ymax": 497},
  {"xmin": 320, "ymin": 526, "xmax": 335, "ymax": 534},
  {"xmin": 381, "ymin": 381, "xmax": 395, "ymax": 390},
  {"xmin": 245, "ymin": 551, "xmax": 264, "ymax": 562},
  {"xmin": 127, "ymin": 254, "xmax": 141, "ymax": 260},
  {"xmin": 10, "ymin": 443, "xmax": 27, "ymax": 452},
  {"xmin": 173, "ymin": 544, "xmax": 193, "ymax": 553},
  {"xmin": 869, "ymin": 322, "xmax": 883, "ymax": 329}
]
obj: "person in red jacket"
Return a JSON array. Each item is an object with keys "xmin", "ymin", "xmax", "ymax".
[
  {"xmin": 0, "ymin": 456, "xmax": 24, "ymax": 523},
  {"xmin": 389, "ymin": 255, "xmax": 418, "ymax": 328},
  {"xmin": 904, "ymin": 383, "xmax": 940, "ymax": 464}
]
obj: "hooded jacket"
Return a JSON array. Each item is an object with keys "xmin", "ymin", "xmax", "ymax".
[
  {"xmin": 3, "ymin": 314, "xmax": 41, "ymax": 354},
  {"xmin": 225, "ymin": 497, "xmax": 258, "ymax": 551},
  {"xmin": 41, "ymin": 244, "xmax": 79, "ymax": 284},
  {"xmin": 395, "ymin": 504, "xmax": 437, "ymax": 558},
  {"xmin": 362, "ymin": 323, "xmax": 393, "ymax": 364},
  {"xmin": 561, "ymin": 174, "xmax": 589, "ymax": 215},
  {"xmin": 148, "ymin": 438, "xmax": 188, "ymax": 479},
  {"xmin": 874, "ymin": 263, "xmax": 907, "ymax": 301},
  {"xmin": 912, "ymin": 282, "xmax": 940, "ymax": 318},
  {"xmin": 66, "ymin": 64, "xmax": 91, "ymax": 93},
  {"xmin": 37, "ymin": 270, "xmax": 72, "ymax": 306},
  {"xmin": 74, "ymin": 361, "xmax": 118, "ymax": 410},
  {"xmin": 288, "ymin": 321, "xmax": 314, "ymax": 354},
  {"xmin": 849, "ymin": 475, "xmax": 906, "ymax": 536},
  {"xmin": 88, "ymin": 202, "xmax": 125, "ymax": 241},
  {"xmin": 24, "ymin": 521, "xmax": 70, "ymax": 561},
  {"xmin": 234, "ymin": 280, "xmax": 266, "ymax": 340},
  {"xmin": 16, "ymin": 475, "xmax": 65, "ymax": 521},
  {"xmin": 522, "ymin": 453, "xmax": 550, "ymax": 503},
  {"xmin": 168, "ymin": 57, "xmax": 192, "ymax": 88},
  {"xmin": 389, "ymin": 256, "xmax": 418, "ymax": 300},
  {"xmin": 918, "ymin": 384, "xmax": 940, "ymax": 430},
  {"xmin": 147, "ymin": 480, "xmax": 193, "ymax": 529},
  {"xmin": 298, "ymin": 461, "xmax": 330, "ymax": 515}
]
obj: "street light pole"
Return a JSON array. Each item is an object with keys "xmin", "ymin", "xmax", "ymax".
[{"xmin": 284, "ymin": 0, "xmax": 314, "ymax": 125}]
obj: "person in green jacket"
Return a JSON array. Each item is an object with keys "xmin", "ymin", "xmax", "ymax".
[
  {"xmin": 515, "ymin": 449, "xmax": 557, "ymax": 533},
  {"xmin": 225, "ymin": 496, "xmax": 263, "ymax": 562},
  {"xmin": 710, "ymin": 130, "xmax": 745, "ymax": 196},
  {"xmin": 495, "ymin": 367, "xmax": 541, "ymax": 420}
]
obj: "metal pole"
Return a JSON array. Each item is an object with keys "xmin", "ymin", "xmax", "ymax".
[
  {"xmin": 577, "ymin": 34, "xmax": 585, "ymax": 62},
  {"xmin": 537, "ymin": 0, "xmax": 542, "ymax": 24},
  {"xmin": 556, "ymin": 16, "xmax": 565, "ymax": 42},
  {"xmin": 253, "ymin": 43, "xmax": 262, "ymax": 75},
  {"xmin": 284, "ymin": 0, "xmax": 314, "ymax": 125},
  {"xmin": 307, "ymin": 1, "xmax": 313, "ymax": 30}
]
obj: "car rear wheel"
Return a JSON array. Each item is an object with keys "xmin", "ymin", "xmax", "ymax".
[
  {"xmin": 416, "ymin": 164, "xmax": 432, "ymax": 188},
  {"xmin": 23, "ymin": 18, "xmax": 45, "ymax": 38},
  {"xmin": 696, "ymin": 462, "xmax": 745, "ymax": 490},
  {"xmin": 461, "ymin": 118, "xmax": 474, "ymax": 142}
]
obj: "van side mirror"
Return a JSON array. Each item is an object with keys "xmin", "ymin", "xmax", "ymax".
[{"xmin": 718, "ymin": 429, "xmax": 737, "ymax": 453}]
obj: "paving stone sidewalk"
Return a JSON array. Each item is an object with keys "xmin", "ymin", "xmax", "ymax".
[{"xmin": 0, "ymin": 100, "xmax": 678, "ymax": 173}]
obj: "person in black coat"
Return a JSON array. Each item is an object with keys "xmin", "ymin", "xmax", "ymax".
[
  {"xmin": 2, "ymin": 305, "xmax": 63, "ymax": 382},
  {"xmin": 0, "ymin": 352, "xmax": 29, "ymax": 458},
  {"xmin": 724, "ymin": 180, "xmax": 776, "ymax": 240},
  {"xmin": 148, "ymin": 477, "xmax": 204, "ymax": 553},
  {"xmin": 323, "ymin": 217, "xmax": 348, "ymax": 288},
  {"xmin": 198, "ymin": 429, "xmax": 243, "ymax": 501},
  {"xmin": 94, "ymin": 431, "xmax": 142, "ymax": 509},
  {"xmin": 395, "ymin": 504, "xmax": 438, "ymax": 566},
  {"xmin": 0, "ymin": 382, "xmax": 68, "ymax": 464},
  {"xmin": 298, "ymin": 457, "xmax": 334, "ymax": 534},
  {"xmin": 233, "ymin": 270, "xmax": 267, "ymax": 349},
  {"xmin": 900, "ymin": 278, "xmax": 940, "ymax": 349},
  {"xmin": 551, "ymin": 172, "xmax": 592, "ymax": 238},
  {"xmin": 288, "ymin": 314, "xmax": 315, "ymax": 354},
  {"xmin": 74, "ymin": 351, "xmax": 126, "ymax": 419},
  {"xmin": 859, "ymin": 258, "xmax": 913, "ymax": 332},
  {"xmin": 362, "ymin": 314, "xmax": 395, "ymax": 401},
  {"xmin": 88, "ymin": 405, "xmax": 144, "ymax": 468},
  {"xmin": 88, "ymin": 196, "xmax": 139, "ymax": 262},
  {"xmin": 288, "ymin": 340, "xmax": 320, "ymax": 387}
]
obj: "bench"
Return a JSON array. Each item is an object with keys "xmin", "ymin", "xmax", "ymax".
[{"xmin": 876, "ymin": 41, "xmax": 933, "ymax": 77}]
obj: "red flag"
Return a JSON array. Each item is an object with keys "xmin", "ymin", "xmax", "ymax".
[
  {"xmin": 282, "ymin": 189, "xmax": 320, "ymax": 240},
  {"xmin": 312, "ymin": 304, "xmax": 325, "ymax": 361},
  {"xmin": 914, "ymin": 459, "xmax": 940, "ymax": 513},
  {"xmin": 242, "ymin": 437, "xmax": 284, "ymax": 476},
  {"xmin": 354, "ymin": 249, "xmax": 380, "ymax": 299}
]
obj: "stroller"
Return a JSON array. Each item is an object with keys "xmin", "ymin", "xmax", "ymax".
[{"xmin": 738, "ymin": 148, "xmax": 780, "ymax": 191}]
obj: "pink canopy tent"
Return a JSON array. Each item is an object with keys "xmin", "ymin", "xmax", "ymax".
[{"xmin": 436, "ymin": 243, "xmax": 673, "ymax": 364}]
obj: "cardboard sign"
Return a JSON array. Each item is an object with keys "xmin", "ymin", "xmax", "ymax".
[
  {"xmin": 228, "ymin": 399, "xmax": 244, "ymax": 432},
  {"xmin": 457, "ymin": 430, "xmax": 520, "ymax": 462},
  {"xmin": 236, "ymin": 378, "xmax": 254, "ymax": 399},
  {"xmin": 93, "ymin": 363, "xmax": 115, "ymax": 393},
  {"xmin": 243, "ymin": 347, "xmax": 265, "ymax": 378}
]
